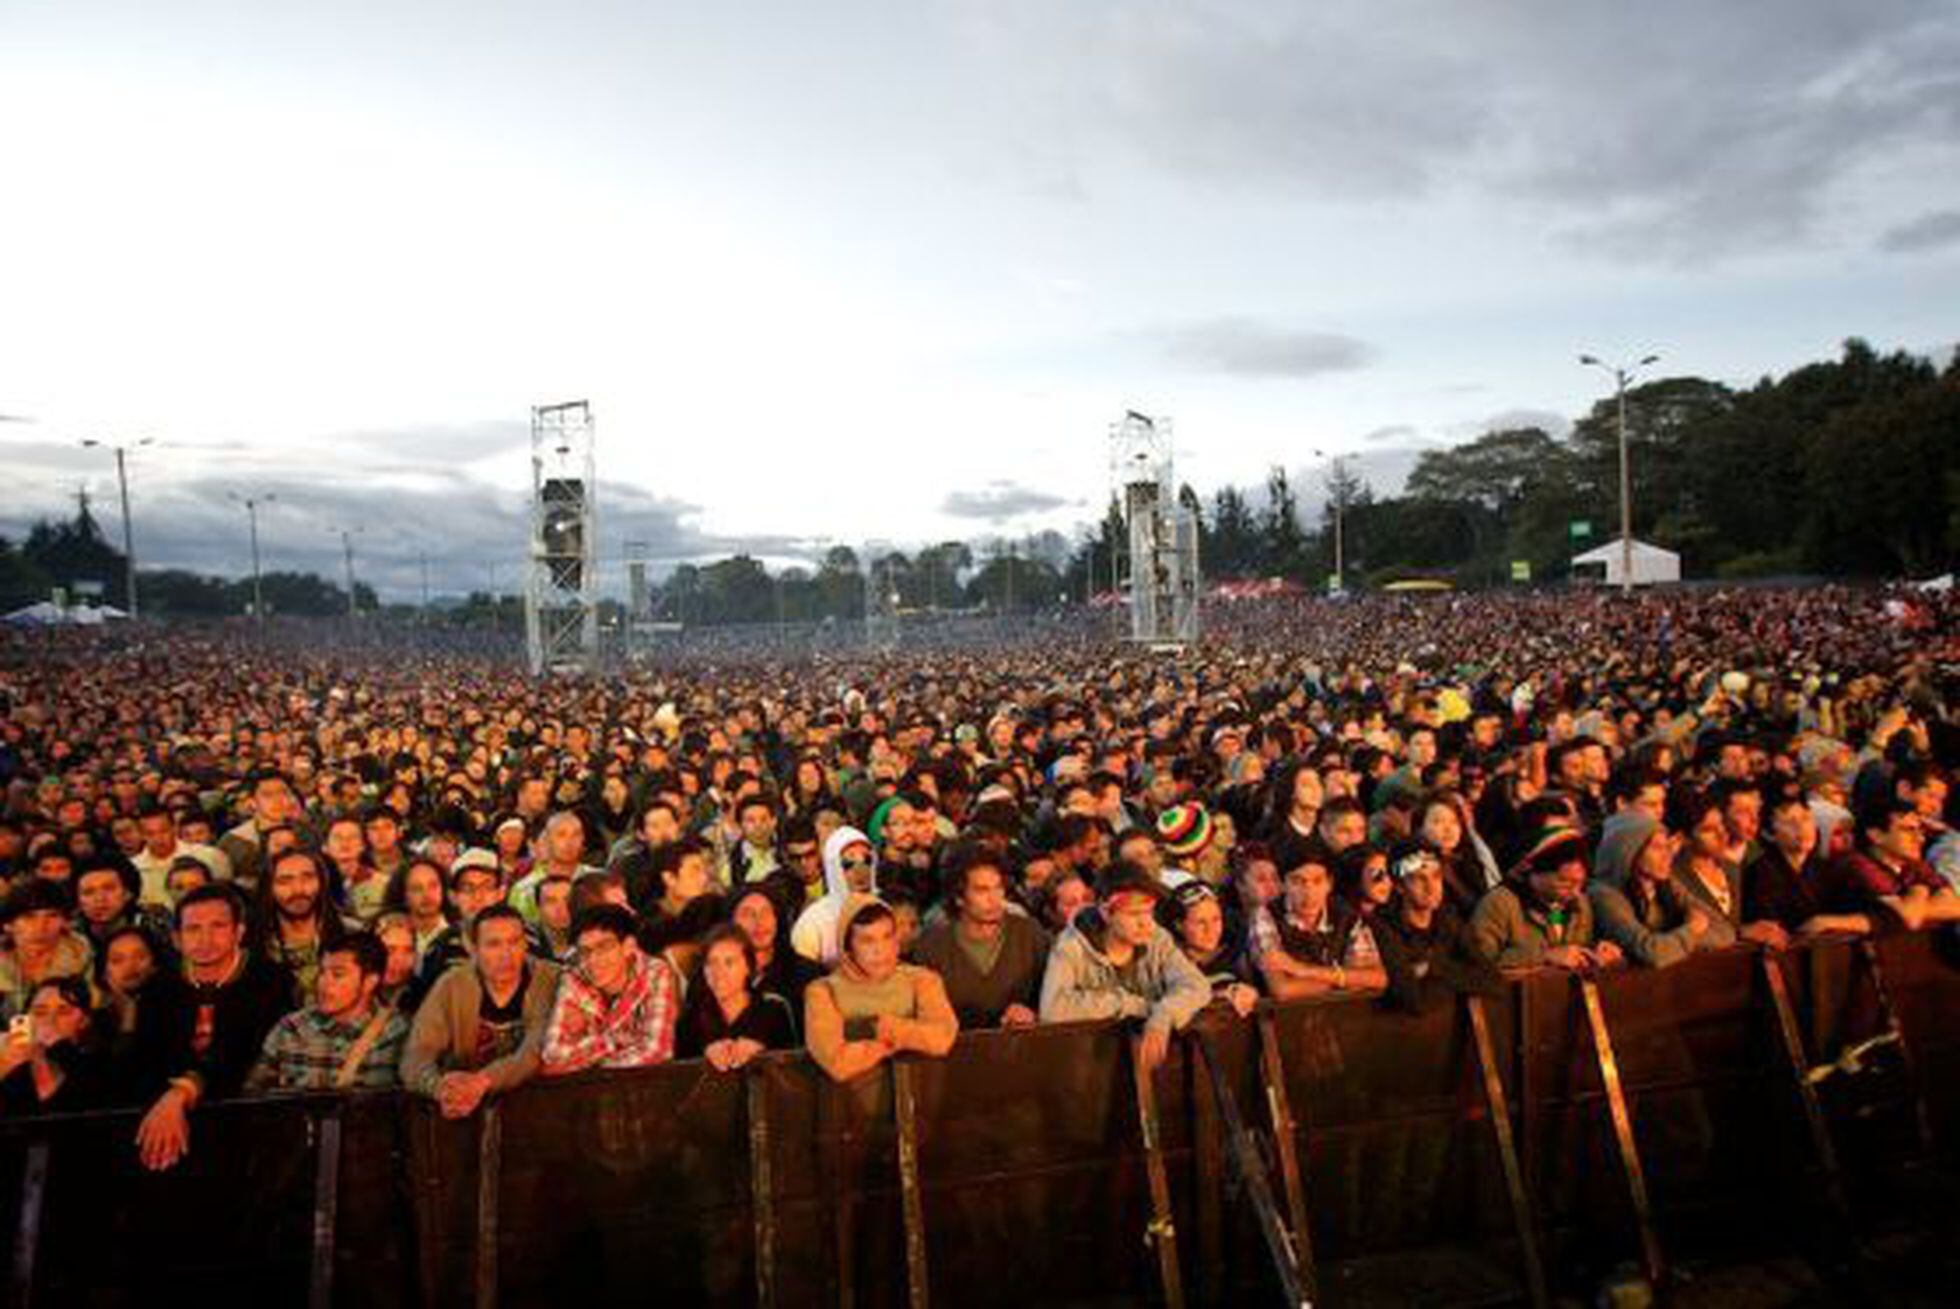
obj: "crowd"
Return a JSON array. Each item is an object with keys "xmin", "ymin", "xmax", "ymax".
[{"xmin": 0, "ymin": 583, "xmax": 1956, "ymax": 1170}]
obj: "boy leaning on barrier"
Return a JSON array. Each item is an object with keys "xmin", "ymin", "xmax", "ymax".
[
  {"xmin": 400, "ymin": 904, "xmax": 560, "ymax": 1118},
  {"xmin": 805, "ymin": 895, "xmax": 958, "ymax": 1083},
  {"xmin": 1039, "ymin": 863, "xmax": 1210, "ymax": 1074},
  {"xmin": 246, "ymin": 929, "xmax": 408, "ymax": 1092},
  {"xmin": 130, "ymin": 884, "xmax": 295, "ymax": 1170},
  {"xmin": 1467, "ymin": 827, "xmax": 1623, "ymax": 973}
]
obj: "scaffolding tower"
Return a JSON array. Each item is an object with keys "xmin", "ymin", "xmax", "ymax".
[
  {"xmin": 525, "ymin": 401, "xmax": 598, "ymax": 676},
  {"xmin": 1111, "ymin": 410, "xmax": 1201, "ymax": 647}
]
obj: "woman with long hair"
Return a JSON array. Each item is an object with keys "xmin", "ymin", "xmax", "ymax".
[{"xmin": 675, "ymin": 925, "xmax": 797, "ymax": 1069}]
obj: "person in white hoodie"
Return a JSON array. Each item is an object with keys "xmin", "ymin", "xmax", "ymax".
[{"xmin": 791, "ymin": 826, "xmax": 878, "ymax": 966}]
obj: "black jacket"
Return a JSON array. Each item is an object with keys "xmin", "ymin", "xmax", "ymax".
[{"xmin": 124, "ymin": 954, "xmax": 295, "ymax": 1102}]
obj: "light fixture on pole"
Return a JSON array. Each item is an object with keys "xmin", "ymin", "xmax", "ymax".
[
  {"xmin": 80, "ymin": 437, "xmax": 154, "ymax": 620},
  {"xmin": 228, "ymin": 492, "xmax": 276, "ymax": 639},
  {"xmin": 1578, "ymin": 352, "xmax": 1660, "ymax": 593}
]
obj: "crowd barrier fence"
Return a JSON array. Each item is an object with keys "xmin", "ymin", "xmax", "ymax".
[{"xmin": 1, "ymin": 933, "xmax": 1955, "ymax": 1308}]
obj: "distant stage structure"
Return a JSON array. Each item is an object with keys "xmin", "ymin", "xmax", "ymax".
[
  {"xmin": 1111, "ymin": 410, "xmax": 1201, "ymax": 647},
  {"xmin": 525, "ymin": 401, "xmax": 598, "ymax": 676}
]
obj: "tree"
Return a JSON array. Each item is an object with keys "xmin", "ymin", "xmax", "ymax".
[
  {"xmin": 0, "ymin": 536, "xmax": 51, "ymax": 610},
  {"xmin": 816, "ymin": 545, "xmax": 863, "ymax": 620},
  {"xmin": 1801, "ymin": 373, "xmax": 1960, "ymax": 576},
  {"xmin": 915, "ymin": 541, "xmax": 972, "ymax": 609},
  {"xmin": 22, "ymin": 501, "xmax": 126, "ymax": 605},
  {"xmin": 1263, "ymin": 466, "xmax": 1311, "ymax": 577},
  {"xmin": 1209, "ymin": 486, "xmax": 1259, "ymax": 578}
]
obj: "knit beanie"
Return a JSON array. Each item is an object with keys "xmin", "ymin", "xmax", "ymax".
[{"xmin": 1156, "ymin": 803, "xmax": 1213, "ymax": 860}]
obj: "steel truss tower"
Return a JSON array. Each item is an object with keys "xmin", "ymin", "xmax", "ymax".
[
  {"xmin": 525, "ymin": 401, "xmax": 598, "ymax": 676},
  {"xmin": 1111, "ymin": 410, "xmax": 1201, "ymax": 647}
]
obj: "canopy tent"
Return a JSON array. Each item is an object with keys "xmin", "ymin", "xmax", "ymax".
[
  {"xmin": 1, "ymin": 601, "xmax": 129, "ymax": 627},
  {"xmin": 1571, "ymin": 538, "xmax": 1681, "ymax": 588}
]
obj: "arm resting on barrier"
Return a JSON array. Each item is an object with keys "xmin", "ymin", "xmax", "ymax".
[
  {"xmin": 805, "ymin": 979, "xmax": 891, "ymax": 1082},
  {"xmin": 1038, "ymin": 935, "xmax": 1152, "ymax": 1024},
  {"xmin": 879, "ymin": 968, "xmax": 959, "ymax": 1057}
]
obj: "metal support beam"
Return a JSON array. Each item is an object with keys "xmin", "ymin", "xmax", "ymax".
[
  {"xmin": 894, "ymin": 1061, "xmax": 931, "ymax": 1309},
  {"xmin": 9, "ymin": 1141, "xmax": 48, "ymax": 1309},
  {"xmin": 747, "ymin": 1075, "xmax": 777, "ymax": 1309},
  {"xmin": 1466, "ymin": 994, "xmax": 1549, "ymax": 1309},
  {"xmin": 309, "ymin": 1113, "xmax": 343, "ymax": 1309},
  {"xmin": 1193, "ymin": 1032, "xmax": 1312, "ymax": 1309},
  {"xmin": 1257, "ymin": 1011, "xmax": 1318, "ymax": 1303},
  {"xmin": 1132, "ymin": 1035, "xmax": 1185, "ymax": 1309},
  {"xmin": 1577, "ymin": 977, "xmax": 1664, "ymax": 1287},
  {"xmin": 475, "ymin": 1103, "xmax": 503, "ymax": 1309}
]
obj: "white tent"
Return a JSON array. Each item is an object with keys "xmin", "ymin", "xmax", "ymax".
[
  {"xmin": 1571, "ymin": 538, "xmax": 1681, "ymax": 587},
  {"xmin": 1, "ymin": 601, "xmax": 128, "ymax": 627}
]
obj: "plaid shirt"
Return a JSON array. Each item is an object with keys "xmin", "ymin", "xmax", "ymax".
[
  {"xmin": 246, "ymin": 1006, "xmax": 408, "ymax": 1092},
  {"xmin": 540, "ymin": 954, "xmax": 677, "ymax": 1074}
]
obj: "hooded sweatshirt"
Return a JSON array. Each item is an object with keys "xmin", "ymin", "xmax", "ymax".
[
  {"xmin": 1587, "ymin": 813, "xmax": 1736, "ymax": 967},
  {"xmin": 805, "ymin": 895, "xmax": 958, "ymax": 1082},
  {"xmin": 1038, "ymin": 906, "xmax": 1210, "ymax": 1038},
  {"xmin": 791, "ymin": 826, "xmax": 878, "ymax": 966}
]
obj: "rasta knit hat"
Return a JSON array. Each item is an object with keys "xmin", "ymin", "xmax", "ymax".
[
  {"xmin": 1156, "ymin": 802, "xmax": 1213, "ymax": 859},
  {"xmin": 1508, "ymin": 825, "xmax": 1588, "ymax": 880}
]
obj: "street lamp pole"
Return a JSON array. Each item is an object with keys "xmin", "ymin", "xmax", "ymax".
[
  {"xmin": 81, "ymin": 437, "xmax": 152, "ymax": 619},
  {"xmin": 230, "ymin": 493, "xmax": 275, "ymax": 640},
  {"xmin": 1579, "ymin": 352, "xmax": 1660, "ymax": 594}
]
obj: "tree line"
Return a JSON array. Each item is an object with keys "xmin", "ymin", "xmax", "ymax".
[
  {"xmin": 0, "ymin": 505, "xmax": 378, "ymax": 618},
  {"xmin": 6, "ymin": 338, "xmax": 1953, "ymax": 625}
]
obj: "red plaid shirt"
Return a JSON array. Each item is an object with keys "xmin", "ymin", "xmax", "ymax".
[{"xmin": 540, "ymin": 953, "xmax": 677, "ymax": 1073}]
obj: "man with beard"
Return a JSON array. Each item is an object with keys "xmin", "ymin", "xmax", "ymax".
[
  {"xmin": 912, "ymin": 844, "xmax": 1050, "ymax": 1029},
  {"xmin": 1040, "ymin": 863, "xmax": 1209, "ymax": 1073},
  {"xmin": 131, "ymin": 885, "xmax": 294, "ymax": 1170},
  {"xmin": 874, "ymin": 790, "xmax": 944, "ymax": 906},
  {"xmin": 256, "ymin": 848, "xmax": 352, "ymax": 1003}
]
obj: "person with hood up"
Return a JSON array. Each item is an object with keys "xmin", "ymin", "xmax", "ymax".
[
  {"xmin": 804, "ymin": 896, "xmax": 958, "ymax": 1083},
  {"xmin": 1040, "ymin": 862, "xmax": 1211, "ymax": 1073},
  {"xmin": 791, "ymin": 826, "xmax": 878, "ymax": 966},
  {"xmin": 1587, "ymin": 813, "xmax": 1734, "ymax": 968}
]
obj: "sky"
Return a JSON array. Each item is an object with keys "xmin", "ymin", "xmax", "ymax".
[{"xmin": 2, "ymin": 0, "xmax": 1958, "ymax": 599}]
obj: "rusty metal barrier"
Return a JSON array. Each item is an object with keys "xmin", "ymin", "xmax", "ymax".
[{"xmin": 0, "ymin": 935, "xmax": 1953, "ymax": 1308}]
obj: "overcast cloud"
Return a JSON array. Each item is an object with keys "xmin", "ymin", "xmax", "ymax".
[{"xmin": 1, "ymin": 1, "xmax": 1956, "ymax": 596}]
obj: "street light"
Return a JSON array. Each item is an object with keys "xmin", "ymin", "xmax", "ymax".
[
  {"xmin": 1578, "ymin": 352, "xmax": 1661, "ymax": 593},
  {"xmin": 79, "ymin": 437, "xmax": 154, "ymax": 620},
  {"xmin": 228, "ymin": 492, "xmax": 276, "ymax": 639}
]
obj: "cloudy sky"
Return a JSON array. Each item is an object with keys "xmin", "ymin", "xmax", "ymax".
[{"xmin": 3, "ymin": 1, "xmax": 1957, "ymax": 598}]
